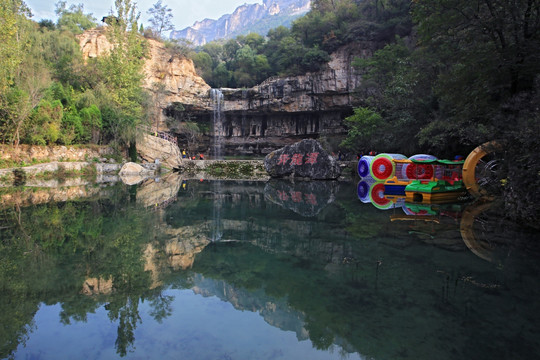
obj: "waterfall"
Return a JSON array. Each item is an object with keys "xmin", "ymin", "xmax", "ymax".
[
  {"xmin": 210, "ymin": 89, "xmax": 224, "ymax": 241},
  {"xmin": 210, "ymin": 89, "xmax": 224, "ymax": 160},
  {"xmin": 241, "ymin": 89, "xmax": 248, "ymax": 138}
]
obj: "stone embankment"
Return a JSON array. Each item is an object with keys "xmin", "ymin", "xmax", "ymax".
[{"xmin": 0, "ymin": 144, "xmax": 113, "ymax": 163}]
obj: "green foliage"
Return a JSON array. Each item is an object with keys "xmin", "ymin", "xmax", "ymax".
[
  {"xmin": 55, "ymin": 1, "xmax": 97, "ymax": 34},
  {"xmin": 212, "ymin": 63, "xmax": 231, "ymax": 88},
  {"xmin": 146, "ymin": 0, "xmax": 174, "ymax": 38},
  {"xmin": 192, "ymin": 51, "xmax": 213, "ymax": 79},
  {"xmin": 340, "ymin": 107, "xmax": 384, "ymax": 152},
  {"xmin": 301, "ymin": 46, "xmax": 330, "ymax": 72},
  {"xmin": 0, "ymin": 0, "xmax": 30, "ymax": 97},
  {"xmin": 26, "ymin": 99, "xmax": 63, "ymax": 145},
  {"xmin": 79, "ymin": 105, "xmax": 102, "ymax": 143},
  {"xmin": 410, "ymin": 0, "xmax": 540, "ymax": 150},
  {"xmin": 352, "ymin": 38, "xmax": 434, "ymax": 153},
  {"xmin": 98, "ymin": 0, "xmax": 147, "ymax": 146}
]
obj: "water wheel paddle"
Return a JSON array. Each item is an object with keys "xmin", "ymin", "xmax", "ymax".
[{"xmin": 462, "ymin": 141, "xmax": 503, "ymax": 199}]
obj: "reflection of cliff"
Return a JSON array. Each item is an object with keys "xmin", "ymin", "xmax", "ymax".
[
  {"xmin": 191, "ymin": 274, "xmax": 310, "ymax": 341},
  {"xmin": 81, "ymin": 277, "xmax": 113, "ymax": 295},
  {"xmin": 0, "ymin": 183, "xmax": 115, "ymax": 210},
  {"xmin": 135, "ymin": 172, "xmax": 182, "ymax": 208},
  {"xmin": 165, "ymin": 180, "xmax": 356, "ymax": 264}
]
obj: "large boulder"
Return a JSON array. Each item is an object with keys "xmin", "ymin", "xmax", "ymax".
[
  {"xmin": 264, "ymin": 139, "xmax": 341, "ymax": 179},
  {"xmin": 137, "ymin": 133, "xmax": 182, "ymax": 169}
]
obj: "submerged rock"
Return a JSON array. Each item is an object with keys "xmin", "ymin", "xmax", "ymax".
[{"xmin": 264, "ymin": 139, "xmax": 341, "ymax": 179}]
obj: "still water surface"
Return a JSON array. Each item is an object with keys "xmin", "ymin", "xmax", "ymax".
[{"xmin": 1, "ymin": 175, "xmax": 539, "ymax": 359}]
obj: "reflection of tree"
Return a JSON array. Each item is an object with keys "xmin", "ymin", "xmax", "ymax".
[
  {"xmin": 149, "ymin": 293, "xmax": 173, "ymax": 323},
  {"xmin": 108, "ymin": 296, "xmax": 141, "ymax": 357},
  {"xmin": 305, "ymin": 319, "xmax": 334, "ymax": 350},
  {"xmin": 0, "ymin": 185, "xmax": 174, "ymax": 358},
  {"xmin": 0, "ymin": 290, "xmax": 38, "ymax": 359}
]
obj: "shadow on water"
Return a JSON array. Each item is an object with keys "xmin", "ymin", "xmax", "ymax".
[{"xmin": 1, "ymin": 179, "xmax": 539, "ymax": 359}]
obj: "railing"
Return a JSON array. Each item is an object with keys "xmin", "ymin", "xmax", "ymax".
[{"xmin": 139, "ymin": 125, "xmax": 178, "ymax": 146}]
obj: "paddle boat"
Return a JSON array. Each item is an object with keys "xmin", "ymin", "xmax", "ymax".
[{"xmin": 404, "ymin": 158, "xmax": 468, "ymax": 203}]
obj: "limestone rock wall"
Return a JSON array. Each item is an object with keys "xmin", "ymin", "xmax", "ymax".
[
  {"xmin": 142, "ymin": 38, "xmax": 211, "ymax": 106},
  {"xmin": 184, "ymin": 42, "xmax": 372, "ymax": 155},
  {"xmin": 78, "ymin": 28, "xmax": 375, "ymax": 156},
  {"xmin": 219, "ymin": 43, "xmax": 369, "ymax": 113},
  {"xmin": 77, "ymin": 30, "xmax": 210, "ymax": 108},
  {"xmin": 0, "ymin": 144, "xmax": 112, "ymax": 163}
]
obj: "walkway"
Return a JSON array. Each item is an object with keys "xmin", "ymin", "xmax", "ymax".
[{"xmin": 138, "ymin": 125, "xmax": 178, "ymax": 146}]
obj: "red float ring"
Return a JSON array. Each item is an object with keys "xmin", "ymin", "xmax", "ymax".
[
  {"xmin": 406, "ymin": 163, "xmax": 434, "ymax": 180},
  {"xmin": 371, "ymin": 157, "xmax": 394, "ymax": 180},
  {"xmin": 370, "ymin": 183, "xmax": 390, "ymax": 206}
]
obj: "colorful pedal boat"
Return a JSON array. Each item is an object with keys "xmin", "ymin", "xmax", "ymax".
[
  {"xmin": 405, "ymin": 179, "xmax": 468, "ymax": 203},
  {"xmin": 403, "ymin": 159, "xmax": 468, "ymax": 204}
]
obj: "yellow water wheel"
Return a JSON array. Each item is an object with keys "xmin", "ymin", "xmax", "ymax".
[
  {"xmin": 459, "ymin": 199, "xmax": 496, "ymax": 262},
  {"xmin": 462, "ymin": 141, "xmax": 503, "ymax": 199}
]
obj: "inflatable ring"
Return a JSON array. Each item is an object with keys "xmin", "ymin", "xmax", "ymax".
[
  {"xmin": 405, "ymin": 163, "xmax": 434, "ymax": 180},
  {"xmin": 357, "ymin": 180, "xmax": 371, "ymax": 202},
  {"xmin": 370, "ymin": 153, "xmax": 407, "ymax": 181},
  {"xmin": 357, "ymin": 156, "xmax": 374, "ymax": 178},
  {"xmin": 370, "ymin": 183, "xmax": 391, "ymax": 208}
]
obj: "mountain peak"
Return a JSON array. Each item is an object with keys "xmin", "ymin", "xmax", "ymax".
[{"xmin": 170, "ymin": 0, "xmax": 311, "ymax": 46}]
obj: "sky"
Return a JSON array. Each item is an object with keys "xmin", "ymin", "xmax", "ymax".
[{"xmin": 25, "ymin": 0, "xmax": 263, "ymax": 31}]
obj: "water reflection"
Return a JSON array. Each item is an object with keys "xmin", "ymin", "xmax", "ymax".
[
  {"xmin": 264, "ymin": 180, "xmax": 340, "ymax": 217},
  {"xmin": 1, "ymin": 179, "xmax": 539, "ymax": 359}
]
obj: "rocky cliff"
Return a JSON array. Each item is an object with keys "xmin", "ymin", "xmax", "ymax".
[
  {"xmin": 78, "ymin": 28, "xmax": 373, "ymax": 156},
  {"xmin": 77, "ymin": 30, "xmax": 210, "ymax": 107},
  {"xmin": 181, "ymin": 42, "xmax": 371, "ymax": 156},
  {"xmin": 170, "ymin": 0, "xmax": 311, "ymax": 45}
]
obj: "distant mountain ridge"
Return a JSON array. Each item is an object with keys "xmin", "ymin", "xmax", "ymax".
[{"xmin": 170, "ymin": 0, "xmax": 311, "ymax": 45}]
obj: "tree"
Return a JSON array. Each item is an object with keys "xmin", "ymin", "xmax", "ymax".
[
  {"xmin": 0, "ymin": 0, "xmax": 30, "ymax": 98},
  {"xmin": 26, "ymin": 99, "xmax": 63, "ymax": 145},
  {"xmin": 412, "ymin": 0, "xmax": 540, "ymax": 147},
  {"xmin": 99, "ymin": 0, "xmax": 147, "ymax": 146},
  {"xmin": 340, "ymin": 107, "xmax": 385, "ymax": 153},
  {"xmin": 149, "ymin": 82, "xmax": 167, "ymax": 133},
  {"xmin": 177, "ymin": 121, "xmax": 201, "ymax": 154},
  {"xmin": 212, "ymin": 63, "xmax": 231, "ymax": 88},
  {"xmin": 192, "ymin": 51, "xmax": 213, "ymax": 81},
  {"xmin": 147, "ymin": 0, "xmax": 174, "ymax": 39},
  {"xmin": 55, "ymin": 1, "xmax": 97, "ymax": 34}
]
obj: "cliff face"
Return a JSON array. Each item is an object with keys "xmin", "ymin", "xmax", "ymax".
[
  {"xmin": 184, "ymin": 42, "xmax": 372, "ymax": 156},
  {"xmin": 170, "ymin": 0, "xmax": 311, "ymax": 45},
  {"xmin": 78, "ymin": 29, "xmax": 374, "ymax": 156},
  {"xmin": 222, "ymin": 43, "xmax": 368, "ymax": 113},
  {"xmin": 77, "ymin": 30, "xmax": 211, "ymax": 107},
  {"xmin": 142, "ymin": 38, "xmax": 211, "ymax": 106}
]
